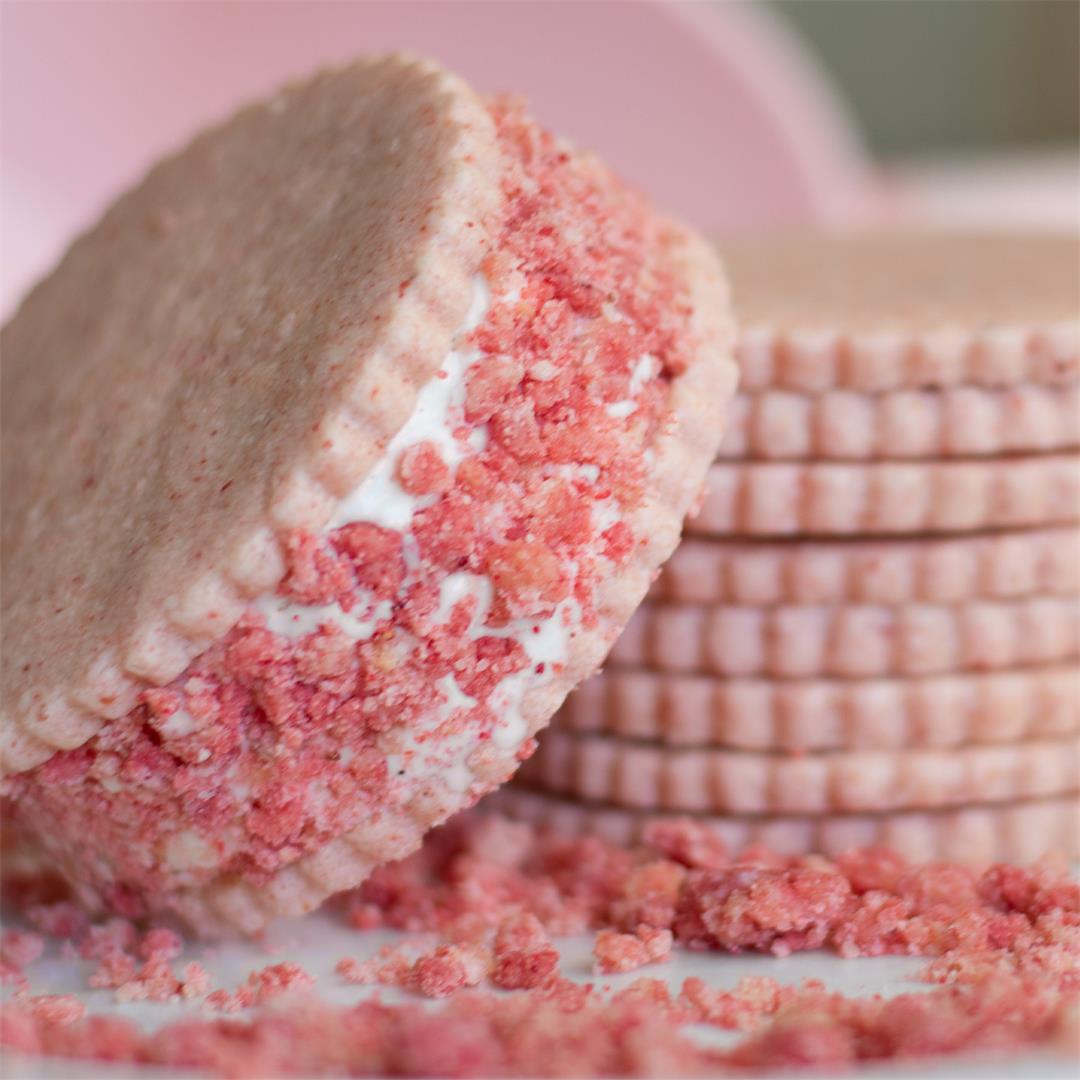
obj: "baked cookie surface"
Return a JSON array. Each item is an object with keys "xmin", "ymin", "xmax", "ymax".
[{"xmin": 725, "ymin": 230, "xmax": 1079, "ymax": 391}]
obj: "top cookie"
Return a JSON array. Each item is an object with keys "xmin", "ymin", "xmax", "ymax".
[
  {"xmin": 724, "ymin": 231, "xmax": 1079, "ymax": 391},
  {"xmin": 2, "ymin": 57, "xmax": 735, "ymax": 930},
  {"xmin": 3, "ymin": 56, "xmax": 502, "ymax": 764}
]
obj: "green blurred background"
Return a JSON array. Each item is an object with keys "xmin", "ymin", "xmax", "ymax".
[{"xmin": 769, "ymin": 0, "xmax": 1078, "ymax": 156}]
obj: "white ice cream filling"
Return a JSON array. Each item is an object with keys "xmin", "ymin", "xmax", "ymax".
[{"xmin": 208, "ymin": 274, "xmax": 647, "ymax": 809}]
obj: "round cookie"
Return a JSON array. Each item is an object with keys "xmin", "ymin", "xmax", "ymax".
[
  {"xmin": 0, "ymin": 58, "xmax": 736, "ymax": 932},
  {"xmin": 724, "ymin": 231, "xmax": 1079, "ymax": 392},
  {"xmin": 688, "ymin": 455, "xmax": 1079, "ymax": 537},
  {"xmin": 518, "ymin": 728, "xmax": 1080, "ymax": 814},
  {"xmin": 652, "ymin": 527, "xmax": 1079, "ymax": 606},
  {"xmin": 718, "ymin": 383, "xmax": 1080, "ymax": 460},
  {"xmin": 608, "ymin": 595, "xmax": 1078, "ymax": 678},
  {"xmin": 555, "ymin": 664, "xmax": 1080, "ymax": 750},
  {"xmin": 489, "ymin": 787, "xmax": 1080, "ymax": 864}
]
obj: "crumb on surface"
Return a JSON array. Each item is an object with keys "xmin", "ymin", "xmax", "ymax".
[
  {"xmin": 0, "ymin": 929, "xmax": 44, "ymax": 988},
  {"xmin": 2, "ymin": 972, "xmax": 1073, "ymax": 1078},
  {"xmin": 205, "ymin": 962, "xmax": 315, "ymax": 1013},
  {"xmin": 593, "ymin": 926, "xmax": 673, "ymax": 974},
  {"xmin": 492, "ymin": 912, "xmax": 560, "ymax": 989},
  {"xmin": 2, "ymin": 795, "xmax": 1076, "ymax": 1075}
]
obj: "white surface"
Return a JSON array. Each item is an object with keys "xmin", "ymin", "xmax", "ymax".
[{"xmin": 1, "ymin": 909, "xmax": 1075, "ymax": 1079}]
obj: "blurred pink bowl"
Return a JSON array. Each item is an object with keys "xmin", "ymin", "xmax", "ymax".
[{"xmin": 1, "ymin": 0, "xmax": 873, "ymax": 315}]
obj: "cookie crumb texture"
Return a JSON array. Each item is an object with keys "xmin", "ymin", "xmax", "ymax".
[
  {"xmin": 2, "ymin": 815, "xmax": 1077, "ymax": 1076},
  {"xmin": 5, "ymin": 99, "xmax": 715, "ymax": 924}
]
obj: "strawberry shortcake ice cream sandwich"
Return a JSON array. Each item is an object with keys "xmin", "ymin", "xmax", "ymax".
[{"xmin": 1, "ymin": 57, "xmax": 735, "ymax": 931}]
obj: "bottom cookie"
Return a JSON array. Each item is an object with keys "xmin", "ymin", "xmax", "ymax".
[{"xmin": 487, "ymin": 786, "xmax": 1080, "ymax": 864}]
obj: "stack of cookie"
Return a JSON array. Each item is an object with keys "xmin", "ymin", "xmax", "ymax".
[{"xmin": 502, "ymin": 232, "xmax": 1080, "ymax": 862}]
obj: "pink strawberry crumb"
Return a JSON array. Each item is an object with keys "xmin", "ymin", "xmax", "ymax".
[
  {"xmin": 179, "ymin": 962, "xmax": 213, "ymax": 999},
  {"xmin": 492, "ymin": 912, "xmax": 560, "ymax": 989},
  {"xmin": 0, "ymin": 929, "xmax": 43, "ymax": 987},
  {"xmin": 593, "ymin": 926, "xmax": 673, "ymax": 974},
  {"xmin": 678, "ymin": 974, "xmax": 808, "ymax": 1031},
  {"xmin": 20, "ymin": 994, "xmax": 86, "ymax": 1026},
  {"xmin": 334, "ymin": 956, "xmax": 373, "ymax": 985},
  {"xmin": 207, "ymin": 962, "xmax": 315, "ymax": 1012},
  {"xmin": 674, "ymin": 864, "xmax": 855, "ymax": 956},
  {"xmin": 139, "ymin": 927, "xmax": 183, "ymax": 961},
  {"xmin": 2, "ymin": 811, "xmax": 1077, "ymax": 1076},
  {"xmin": 642, "ymin": 819, "xmax": 730, "ymax": 871},
  {"xmin": 1, "ymin": 930, "xmax": 43, "ymax": 969},
  {"xmin": 408, "ymin": 943, "xmax": 489, "ymax": 998},
  {"xmin": 3, "ymin": 974, "xmax": 1075, "ymax": 1078}
]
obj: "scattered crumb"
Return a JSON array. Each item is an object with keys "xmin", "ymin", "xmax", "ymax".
[
  {"xmin": 205, "ymin": 962, "xmax": 315, "ymax": 1012},
  {"xmin": 492, "ymin": 912, "xmax": 560, "ymax": 989},
  {"xmin": 408, "ymin": 943, "xmax": 489, "ymax": 998},
  {"xmin": 0, "ymin": 929, "xmax": 43, "ymax": 987},
  {"xmin": 17, "ymin": 993, "xmax": 86, "ymax": 1026},
  {"xmin": 2, "ymin": 973, "xmax": 1073, "ymax": 1078},
  {"xmin": 2, "ymin": 812, "xmax": 1076, "ymax": 1076},
  {"xmin": 593, "ymin": 926, "xmax": 673, "ymax": 974}
]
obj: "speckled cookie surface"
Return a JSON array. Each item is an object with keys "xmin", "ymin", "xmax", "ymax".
[
  {"xmin": 1, "ymin": 57, "xmax": 736, "ymax": 932},
  {"xmin": 724, "ymin": 231, "xmax": 1079, "ymax": 391}
]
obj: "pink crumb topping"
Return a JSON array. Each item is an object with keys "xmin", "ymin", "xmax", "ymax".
[
  {"xmin": 408, "ymin": 943, "xmax": 489, "ymax": 998},
  {"xmin": 679, "ymin": 974, "xmax": 806, "ymax": 1030},
  {"xmin": 16, "ymin": 994, "xmax": 86, "ymax": 1026},
  {"xmin": 335, "ymin": 940, "xmax": 490, "ymax": 1000},
  {"xmin": 1, "ymin": 930, "xmax": 44, "ymax": 969},
  {"xmin": 206, "ymin": 962, "xmax": 315, "ymax": 1013},
  {"xmin": 338, "ymin": 813, "xmax": 1080, "ymax": 980},
  {"xmin": 642, "ymin": 818, "xmax": 731, "ymax": 871},
  {"xmin": 0, "ymin": 929, "xmax": 43, "ymax": 987},
  {"xmin": 725, "ymin": 979, "xmax": 1074, "ymax": 1070},
  {"xmin": 492, "ymin": 912, "xmax": 560, "ymax": 989},
  {"xmin": 593, "ymin": 926, "xmax": 673, "ymax": 974},
  {"xmin": 674, "ymin": 864, "xmax": 856, "ymax": 956}
]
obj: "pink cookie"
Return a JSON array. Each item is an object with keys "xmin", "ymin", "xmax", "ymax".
[
  {"xmin": 490, "ymin": 787, "xmax": 1080, "ymax": 864},
  {"xmin": 555, "ymin": 664, "xmax": 1080, "ymax": 750},
  {"xmin": 518, "ymin": 728, "xmax": 1080, "ymax": 814},
  {"xmin": 717, "ymin": 383, "xmax": 1080, "ymax": 460},
  {"xmin": 652, "ymin": 527, "xmax": 1080, "ymax": 606},
  {"xmin": 0, "ymin": 57, "xmax": 736, "ymax": 932},
  {"xmin": 724, "ymin": 231, "xmax": 1080, "ymax": 392},
  {"xmin": 688, "ymin": 455, "xmax": 1079, "ymax": 537},
  {"xmin": 608, "ymin": 595, "xmax": 1079, "ymax": 678}
]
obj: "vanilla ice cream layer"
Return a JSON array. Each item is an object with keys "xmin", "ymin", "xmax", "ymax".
[
  {"xmin": 243, "ymin": 274, "xmax": 600, "ymax": 796},
  {"xmin": 163, "ymin": 274, "xmax": 650, "ymax": 821}
]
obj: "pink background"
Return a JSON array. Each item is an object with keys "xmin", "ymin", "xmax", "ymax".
[{"xmin": 1, "ymin": 1, "xmax": 874, "ymax": 315}]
